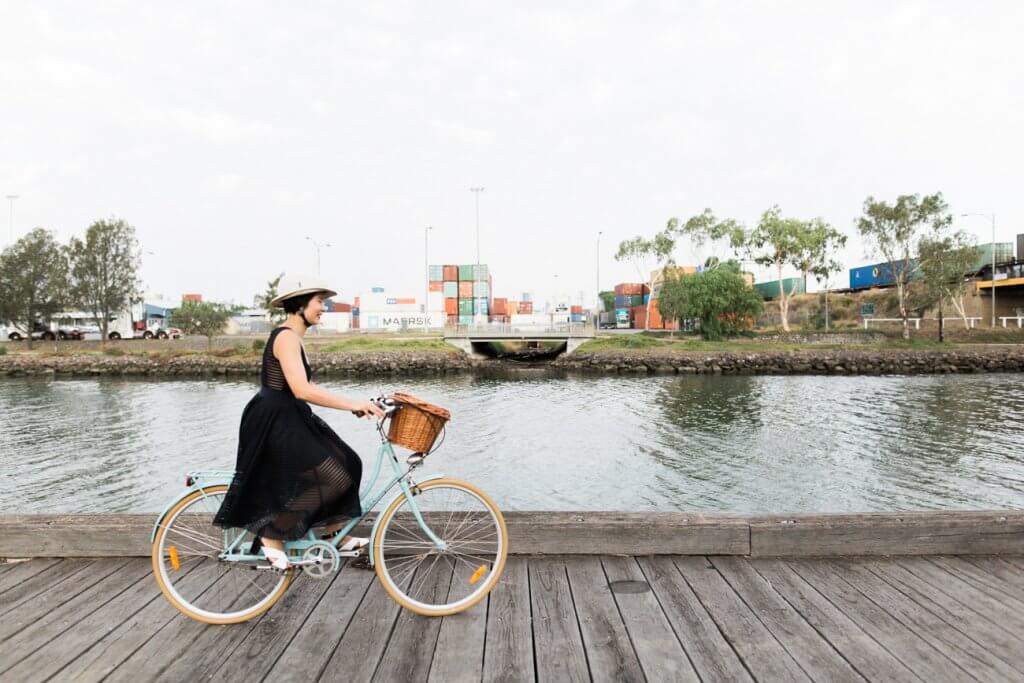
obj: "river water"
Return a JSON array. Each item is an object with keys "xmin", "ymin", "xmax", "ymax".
[{"xmin": 2, "ymin": 373, "xmax": 1022, "ymax": 513}]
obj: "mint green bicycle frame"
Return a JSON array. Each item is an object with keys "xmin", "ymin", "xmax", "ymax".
[{"xmin": 151, "ymin": 426, "xmax": 448, "ymax": 568}]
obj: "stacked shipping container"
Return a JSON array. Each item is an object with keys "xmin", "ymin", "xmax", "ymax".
[{"xmin": 431, "ymin": 263, "xmax": 494, "ymax": 325}]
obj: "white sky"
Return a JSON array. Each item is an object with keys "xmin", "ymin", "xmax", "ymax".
[{"xmin": 2, "ymin": 1, "xmax": 1022, "ymax": 308}]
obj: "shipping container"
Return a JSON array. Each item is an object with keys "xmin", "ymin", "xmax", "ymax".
[
  {"xmin": 1018, "ymin": 234, "xmax": 1024, "ymax": 261},
  {"xmin": 848, "ymin": 261, "xmax": 919, "ymax": 290},
  {"xmin": 570, "ymin": 314, "xmax": 585, "ymax": 322},
  {"xmin": 473, "ymin": 281, "xmax": 490, "ymax": 298},
  {"xmin": 458, "ymin": 281, "xmax": 474, "ymax": 298},
  {"xmin": 443, "ymin": 265, "xmax": 458, "ymax": 281},
  {"xmin": 643, "ymin": 294, "xmax": 650, "ymax": 304},
  {"xmin": 475, "ymin": 297, "xmax": 489, "ymax": 315},
  {"xmin": 521, "ymin": 292, "xmax": 532, "ymax": 302},
  {"xmin": 754, "ymin": 278, "xmax": 807, "ymax": 299},
  {"xmin": 613, "ymin": 295, "xmax": 630, "ymax": 308},
  {"xmin": 570, "ymin": 305, "xmax": 583, "ymax": 314},
  {"xmin": 445, "ymin": 298, "xmax": 458, "ymax": 315},
  {"xmin": 473, "ymin": 264, "xmax": 489, "ymax": 282},
  {"xmin": 972, "ymin": 243, "xmax": 1015, "ymax": 272},
  {"xmin": 630, "ymin": 295, "xmax": 643, "ymax": 307},
  {"xmin": 429, "ymin": 281, "xmax": 443, "ymax": 292},
  {"xmin": 492, "ymin": 298, "xmax": 508, "ymax": 316},
  {"xmin": 458, "ymin": 315, "xmax": 474, "ymax": 325},
  {"xmin": 518, "ymin": 301, "xmax": 534, "ymax": 314},
  {"xmin": 443, "ymin": 281, "xmax": 458, "ymax": 298},
  {"xmin": 458, "ymin": 265, "xmax": 474, "ymax": 281},
  {"xmin": 458, "ymin": 299, "xmax": 475, "ymax": 315},
  {"xmin": 429, "ymin": 265, "xmax": 444, "ymax": 281}
]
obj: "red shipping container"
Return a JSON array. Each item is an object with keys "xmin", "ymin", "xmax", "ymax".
[
  {"xmin": 518, "ymin": 301, "xmax": 533, "ymax": 314},
  {"xmin": 570, "ymin": 305, "xmax": 583, "ymax": 314},
  {"xmin": 445, "ymin": 298, "xmax": 458, "ymax": 315},
  {"xmin": 429, "ymin": 281, "xmax": 443, "ymax": 292},
  {"xmin": 443, "ymin": 265, "xmax": 458, "ymax": 281},
  {"xmin": 458, "ymin": 281, "xmax": 473, "ymax": 298},
  {"xmin": 182, "ymin": 293, "xmax": 202, "ymax": 302}
]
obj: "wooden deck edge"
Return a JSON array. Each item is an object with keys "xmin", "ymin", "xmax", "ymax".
[{"xmin": 1, "ymin": 511, "xmax": 1021, "ymax": 558}]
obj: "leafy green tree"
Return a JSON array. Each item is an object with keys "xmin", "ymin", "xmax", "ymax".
[
  {"xmin": 918, "ymin": 230, "xmax": 981, "ymax": 340},
  {"xmin": 598, "ymin": 290, "xmax": 615, "ymax": 313},
  {"xmin": 800, "ymin": 219, "xmax": 847, "ymax": 332},
  {"xmin": 615, "ymin": 227, "xmax": 678, "ymax": 330},
  {"xmin": 0, "ymin": 228, "xmax": 68, "ymax": 349},
  {"xmin": 170, "ymin": 300, "xmax": 238, "ymax": 350},
  {"xmin": 657, "ymin": 262, "xmax": 763, "ymax": 340},
  {"xmin": 856, "ymin": 193, "xmax": 952, "ymax": 339},
  {"xmin": 256, "ymin": 274, "xmax": 286, "ymax": 324},
  {"xmin": 67, "ymin": 218, "xmax": 142, "ymax": 342},
  {"xmin": 670, "ymin": 208, "xmax": 745, "ymax": 254}
]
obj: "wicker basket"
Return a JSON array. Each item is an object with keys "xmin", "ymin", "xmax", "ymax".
[{"xmin": 386, "ymin": 392, "xmax": 451, "ymax": 454}]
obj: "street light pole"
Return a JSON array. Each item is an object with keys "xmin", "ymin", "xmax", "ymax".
[
  {"xmin": 305, "ymin": 236, "xmax": 331, "ymax": 276},
  {"xmin": 424, "ymin": 226, "xmax": 432, "ymax": 333},
  {"xmin": 6, "ymin": 195, "xmax": 19, "ymax": 245},
  {"xmin": 596, "ymin": 231, "xmax": 603, "ymax": 328},
  {"xmin": 961, "ymin": 212, "xmax": 997, "ymax": 327},
  {"xmin": 469, "ymin": 187, "xmax": 484, "ymax": 265}
]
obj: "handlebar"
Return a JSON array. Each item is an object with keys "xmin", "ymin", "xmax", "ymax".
[{"xmin": 352, "ymin": 395, "xmax": 399, "ymax": 418}]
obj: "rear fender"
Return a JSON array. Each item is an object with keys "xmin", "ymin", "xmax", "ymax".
[{"xmin": 149, "ymin": 471, "xmax": 234, "ymax": 543}]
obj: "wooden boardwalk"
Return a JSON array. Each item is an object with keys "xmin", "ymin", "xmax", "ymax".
[{"xmin": 1, "ymin": 555, "xmax": 1022, "ymax": 682}]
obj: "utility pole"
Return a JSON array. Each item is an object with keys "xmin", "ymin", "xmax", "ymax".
[
  {"xmin": 6, "ymin": 195, "xmax": 18, "ymax": 245},
  {"xmin": 469, "ymin": 187, "xmax": 484, "ymax": 265},
  {"xmin": 596, "ymin": 231, "xmax": 603, "ymax": 328},
  {"xmin": 424, "ymin": 226, "xmax": 432, "ymax": 333},
  {"xmin": 305, "ymin": 236, "xmax": 331, "ymax": 276}
]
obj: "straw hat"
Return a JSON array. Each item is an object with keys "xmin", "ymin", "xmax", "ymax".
[{"xmin": 270, "ymin": 274, "xmax": 338, "ymax": 308}]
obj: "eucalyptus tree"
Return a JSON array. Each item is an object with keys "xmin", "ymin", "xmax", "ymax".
[
  {"xmin": 918, "ymin": 230, "xmax": 981, "ymax": 340},
  {"xmin": 0, "ymin": 228, "xmax": 68, "ymax": 349},
  {"xmin": 67, "ymin": 217, "xmax": 142, "ymax": 342}
]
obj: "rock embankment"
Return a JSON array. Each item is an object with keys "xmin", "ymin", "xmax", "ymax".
[
  {"xmin": 0, "ymin": 351, "xmax": 481, "ymax": 377},
  {"xmin": 551, "ymin": 347, "xmax": 1024, "ymax": 375}
]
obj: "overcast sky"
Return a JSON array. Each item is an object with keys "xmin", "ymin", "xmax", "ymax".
[{"xmin": 2, "ymin": 1, "xmax": 1022, "ymax": 308}]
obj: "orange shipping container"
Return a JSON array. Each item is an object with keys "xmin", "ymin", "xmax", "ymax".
[
  {"xmin": 570, "ymin": 305, "xmax": 583, "ymax": 314},
  {"xmin": 429, "ymin": 281, "xmax": 443, "ymax": 292},
  {"xmin": 182, "ymin": 293, "xmax": 203, "ymax": 302},
  {"xmin": 458, "ymin": 281, "xmax": 473, "ymax": 298},
  {"xmin": 443, "ymin": 265, "xmax": 458, "ymax": 281},
  {"xmin": 445, "ymin": 298, "xmax": 458, "ymax": 315}
]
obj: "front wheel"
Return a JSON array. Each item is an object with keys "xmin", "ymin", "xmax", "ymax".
[
  {"xmin": 373, "ymin": 479, "xmax": 508, "ymax": 617},
  {"xmin": 151, "ymin": 484, "xmax": 293, "ymax": 624}
]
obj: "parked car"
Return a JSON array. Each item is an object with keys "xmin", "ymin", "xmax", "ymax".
[{"xmin": 7, "ymin": 321, "xmax": 56, "ymax": 341}]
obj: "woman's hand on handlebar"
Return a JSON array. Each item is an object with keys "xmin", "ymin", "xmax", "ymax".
[{"xmin": 352, "ymin": 400, "xmax": 387, "ymax": 419}]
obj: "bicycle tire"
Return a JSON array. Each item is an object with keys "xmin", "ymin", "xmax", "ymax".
[
  {"xmin": 372, "ymin": 478, "xmax": 508, "ymax": 616},
  {"xmin": 151, "ymin": 484, "xmax": 293, "ymax": 624}
]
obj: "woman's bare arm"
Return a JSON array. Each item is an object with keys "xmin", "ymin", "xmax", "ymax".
[{"xmin": 275, "ymin": 330, "xmax": 382, "ymax": 415}]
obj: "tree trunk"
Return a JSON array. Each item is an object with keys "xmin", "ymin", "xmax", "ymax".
[
  {"xmin": 897, "ymin": 280, "xmax": 910, "ymax": 340},
  {"xmin": 938, "ymin": 305, "xmax": 944, "ymax": 343},
  {"xmin": 777, "ymin": 261, "xmax": 789, "ymax": 332}
]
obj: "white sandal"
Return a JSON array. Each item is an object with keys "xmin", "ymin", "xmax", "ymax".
[
  {"xmin": 262, "ymin": 546, "xmax": 291, "ymax": 570},
  {"xmin": 339, "ymin": 536, "xmax": 369, "ymax": 552}
]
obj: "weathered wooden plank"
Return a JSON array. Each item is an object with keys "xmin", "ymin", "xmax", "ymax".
[
  {"xmin": 208, "ymin": 571, "xmax": 338, "ymax": 682},
  {"xmin": 265, "ymin": 563, "xmax": 376, "ymax": 681},
  {"xmin": 0, "ymin": 557, "xmax": 61, "ymax": 593},
  {"xmin": 749, "ymin": 559, "xmax": 918, "ymax": 682},
  {"xmin": 3, "ymin": 559, "xmax": 181, "ymax": 681},
  {"xmin": 562, "ymin": 556, "xmax": 644, "ymax": 683},
  {"xmin": 929, "ymin": 555, "xmax": 1024, "ymax": 605},
  {"xmin": 788, "ymin": 559, "xmax": 963, "ymax": 682},
  {"xmin": 637, "ymin": 556, "xmax": 753, "ymax": 683},
  {"xmin": 962, "ymin": 555, "xmax": 1024, "ymax": 599},
  {"xmin": 829, "ymin": 558, "xmax": 1019, "ymax": 683},
  {"xmin": 0, "ymin": 559, "xmax": 149, "ymax": 677},
  {"xmin": 529, "ymin": 556, "xmax": 590, "ymax": 682},
  {"xmin": 0, "ymin": 558, "xmax": 97, "ymax": 618},
  {"xmin": 864, "ymin": 559, "xmax": 1024, "ymax": 676},
  {"xmin": 895, "ymin": 557, "xmax": 1024, "ymax": 632},
  {"xmin": 750, "ymin": 511, "xmax": 1024, "ymax": 556},
  {"xmin": 0, "ymin": 558, "xmax": 129, "ymax": 642},
  {"xmin": 103, "ymin": 570, "xmax": 266, "ymax": 681},
  {"xmin": 674, "ymin": 556, "xmax": 811, "ymax": 681},
  {"xmin": 602, "ymin": 555, "xmax": 698, "ymax": 682},
  {"xmin": 428, "ymin": 567, "xmax": 489, "ymax": 683},
  {"xmin": 319, "ymin": 568, "xmax": 409, "ymax": 682},
  {"xmin": 710, "ymin": 557, "xmax": 862, "ymax": 681},
  {"xmin": 0, "ymin": 512, "xmax": 751, "ymax": 556},
  {"xmin": 481, "ymin": 556, "xmax": 534, "ymax": 683},
  {"xmin": 55, "ymin": 559, "xmax": 225, "ymax": 682},
  {"xmin": 374, "ymin": 559, "xmax": 454, "ymax": 681}
]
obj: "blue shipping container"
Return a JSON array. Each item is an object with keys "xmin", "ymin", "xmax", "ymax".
[
  {"xmin": 643, "ymin": 294, "xmax": 650, "ymax": 304},
  {"xmin": 614, "ymin": 295, "xmax": 631, "ymax": 308},
  {"xmin": 849, "ymin": 260, "xmax": 918, "ymax": 290}
]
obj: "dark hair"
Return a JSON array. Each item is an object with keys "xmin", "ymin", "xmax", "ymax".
[{"xmin": 281, "ymin": 292, "xmax": 316, "ymax": 315}]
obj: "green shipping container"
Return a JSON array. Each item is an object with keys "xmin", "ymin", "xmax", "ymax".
[
  {"xmin": 973, "ymin": 243, "xmax": 1015, "ymax": 272},
  {"xmin": 429, "ymin": 265, "xmax": 444, "ymax": 281},
  {"xmin": 459, "ymin": 265, "xmax": 474, "ymax": 281},
  {"xmin": 629, "ymin": 295, "xmax": 643, "ymax": 307},
  {"xmin": 458, "ymin": 315, "xmax": 474, "ymax": 325},
  {"xmin": 473, "ymin": 281, "xmax": 490, "ymax": 298},
  {"xmin": 443, "ymin": 281, "xmax": 458, "ymax": 297},
  {"xmin": 754, "ymin": 278, "xmax": 806, "ymax": 300},
  {"xmin": 458, "ymin": 299, "xmax": 475, "ymax": 315},
  {"xmin": 473, "ymin": 264, "xmax": 489, "ymax": 282}
]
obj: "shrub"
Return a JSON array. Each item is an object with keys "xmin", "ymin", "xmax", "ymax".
[
  {"xmin": 103, "ymin": 347, "xmax": 125, "ymax": 356},
  {"xmin": 251, "ymin": 339, "xmax": 266, "ymax": 353}
]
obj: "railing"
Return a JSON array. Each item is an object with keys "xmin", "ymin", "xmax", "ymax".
[
  {"xmin": 444, "ymin": 321, "xmax": 593, "ymax": 338},
  {"xmin": 863, "ymin": 317, "xmax": 921, "ymax": 330},
  {"xmin": 1000, "ymin": 316, "xmax": 1024, "ymax": 328}
]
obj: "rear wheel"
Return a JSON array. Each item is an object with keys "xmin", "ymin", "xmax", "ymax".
[
  {"xmin": 108, "ymin": 332, "xmax": 121, "ymax": 340},
  {"xmin": 152, "ymin": 484, "xmax": 293, "ymax": 624},
  {"xmin": 373, "ymin": 479, "xmax": 507, "ymax": 616},
  {"xmin": 143, "ymin": 330, "xmax": 154, "ymax": 339}
]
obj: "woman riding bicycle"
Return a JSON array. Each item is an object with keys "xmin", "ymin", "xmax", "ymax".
[{"xmin": 212, "ymin": 274, "xmax": 385, "ymax": 569}]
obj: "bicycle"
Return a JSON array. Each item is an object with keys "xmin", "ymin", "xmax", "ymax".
[{"xmin": 151, "ymin": 395, "xmax": 508, "ymax": 625}]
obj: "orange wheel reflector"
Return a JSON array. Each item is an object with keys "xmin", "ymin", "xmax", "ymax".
[
  {"xmin": 469, "ymin": 565, "xmax": 488, "ymax": 585},
  {"xmin": 169, "ymin": 546, "xmax": 181, "ymax": 571}
]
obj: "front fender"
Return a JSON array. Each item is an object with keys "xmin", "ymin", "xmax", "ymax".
[
  {"xmin": 368, "ymin": 473, "xmax": 446, "ymax": 567},
  {"xmin": 149, "ymin": 473, "xmax": 234, "ymax": 543}
]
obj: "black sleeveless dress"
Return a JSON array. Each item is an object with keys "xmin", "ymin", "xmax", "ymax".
[{"xmin": 213, "ymin": 327, "xmax": 363, "ymax": 540}]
